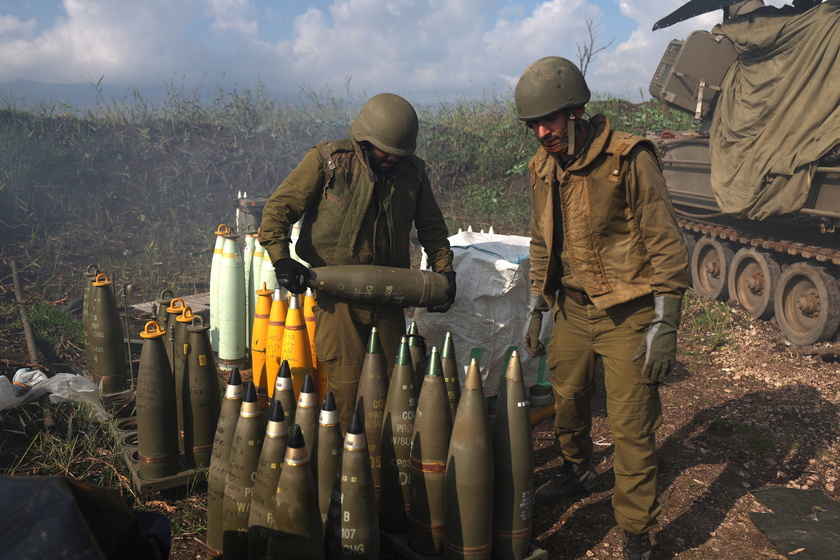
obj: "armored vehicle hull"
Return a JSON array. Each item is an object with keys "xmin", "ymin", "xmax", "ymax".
[{"xmin": 649, "ymin": 0, "xmax": 840, "ymax": 347}]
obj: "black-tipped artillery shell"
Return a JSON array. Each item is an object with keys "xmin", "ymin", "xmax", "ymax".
[
  {"xmin": 222, "ymin": 382, "xmax": 265, "ymax": 559},
  {"xmin": 266, "ymin": 425, "xmax": 324, "ymax": 559},
  {"xmin": 206, "ymin": 367, "xmax": 243, "ymax": 557},
  {"xmin": 324, "ymin": 412, "xmax": 379, "ymax": 559}
]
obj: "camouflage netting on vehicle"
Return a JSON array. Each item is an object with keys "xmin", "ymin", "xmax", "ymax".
[{"xmin": 710, "ymin": 0, "xmax": 840, "ymax": 220}]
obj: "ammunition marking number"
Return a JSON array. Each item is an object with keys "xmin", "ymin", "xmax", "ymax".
[{"xmin": 340, "ymin": 526, "xmax": 355, "ymax": 537}]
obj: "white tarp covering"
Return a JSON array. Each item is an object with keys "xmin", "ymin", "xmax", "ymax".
[
  {"xmin": 0, "ymin": 368, "xmax": 108, "ymax": 420},
  {"xmin": 415, "ymin": 231, "xmax": 552, "ymax": 397}
]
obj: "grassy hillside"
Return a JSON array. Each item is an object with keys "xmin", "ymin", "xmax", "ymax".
[{"xmin": 0, "ymin": 86, "xmax": 693, "ymax": 304}]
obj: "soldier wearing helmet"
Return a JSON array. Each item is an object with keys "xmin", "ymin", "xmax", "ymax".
[
  {"xmin": 516, "ymin": 57, "xmax": 688, "ymax": 560},
  {"xmin": 259, "ymin": 93, "xmax": 455, "ymax": 429}
]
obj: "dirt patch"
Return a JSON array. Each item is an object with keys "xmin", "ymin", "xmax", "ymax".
[{"xmin": 531, "ymin": 308, "xmax": 840, "ymax": 559}]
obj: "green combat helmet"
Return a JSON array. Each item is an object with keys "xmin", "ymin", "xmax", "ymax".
[
  {"xmin": 350, "ymin": 93, "xmax": 419, "ymax": 156},
  {"xmin": 514, "ymin": 56, "xmax": 591, "ymax": 121}
]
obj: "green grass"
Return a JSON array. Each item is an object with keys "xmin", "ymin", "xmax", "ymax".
[
  {"xmin": 1, "ymin": 401, "xmax": 134, "ymax": 491},
  {"xmin": 681, "ymin": 290, "xmax": 739, "ymax": 353},
  {"xmin": 26, "ymin": 301, "xmax": 85, "ymax": 352}
]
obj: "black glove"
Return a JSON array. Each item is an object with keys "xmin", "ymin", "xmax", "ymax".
[
  {"xmin": 273, "ymin": 258, "xmax": 310, "ymax": 294},
  {"xmin": 522, "ymin": 293, "xmax": 549, "ymax": 358},
  {"xmin": 428, "ymin": 271, "xmax": 456, "ymax": 313},
  {"xmin": 632, "ymin": 295, "xmax": 682, "ymax": 384}
]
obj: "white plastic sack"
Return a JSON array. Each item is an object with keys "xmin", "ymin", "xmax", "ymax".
[
  {"xmin": 0, "ymin": 368, "xmax": 109, "ymax": 421},
  {"xmin": 415, "ymin": 231, "xmax": 552, "ymax": 397}
]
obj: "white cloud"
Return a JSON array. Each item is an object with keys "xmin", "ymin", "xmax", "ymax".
[
  {"xmin": 204, "ymin": 0, "xmax": 259, "ymax": 39},
  {"xmin": 0, "ymin": 0, "xmax": 206, "ymax": 83},
  {"xmin": 0, "ymin": 14, "xmax": 37, "ymax": 38},
  {"xmin": 0, "ymin": 0, "xmax": 793, "ymax": 103},
  {"xmin": 483, "ymin": 0, "xmax": 600, "ymax": 88}
]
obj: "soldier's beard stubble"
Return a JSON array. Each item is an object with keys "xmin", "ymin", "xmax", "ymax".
[{"xmin": 538, "ymin": 130, "xmax": 568, "ymax": 154}]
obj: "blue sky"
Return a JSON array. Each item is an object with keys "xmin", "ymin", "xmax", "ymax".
[{"xmin": 0, "ymin": 0, "xmax": 792, "ymax": 104}]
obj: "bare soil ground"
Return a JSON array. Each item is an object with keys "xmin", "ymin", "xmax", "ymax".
[
  {"xmin": 530, "ymin": 306, "xmax": 840, "ymax": 560},
  {"xmin": 2, "ymin": 287, "xmax": 839, "ymax": 560}
]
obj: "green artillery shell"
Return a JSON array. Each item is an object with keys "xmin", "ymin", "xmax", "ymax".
[
  {"xmin": 88, "ymin": 273, "xmax": 127, "ymax": 394},
  {"xmin": 247, "ymin": 398, "xmax": 288, "ymax": 560},
  {"xmin": 266, "ymin": 425, "xmax": 324, "ymax": 560},
  {"xmin": 407, "ymin": 322, "xmax": 427, "ymax": 397},
  {"xmin": 441, "ymin": 332, "xmax": 462, "ymax": 424},
  {"xmin": 81, "ymin": 264, "xmax": 99, "ymax": 348},
  {"xmin": 311, "ymin": 391, "xmax": 342, "ymax": 533},
  {"xmin": 324, "ymin": 412, "xmax": 380, "ymax": 559},
  {"xmin": 206, "ymin": 367, "xmax": 243, "ymax": 558},
  {"xmin": 306, "ymin": 265, "xmax": 450, "ymax": 308},
  {"xmin": 184, "ymin": 315, "xmax": 222, "ymax": 468},
  {"xmin": 136, "ymin": 320, "xmax": 181, "ymax": 480},
  {"xmin": 222, "ymin": 382, "xmax": 264, "ymax": 560},
  {"xmin": 173, "ymin": 307, "xmax": 193, "ymax": 455},
  {"xmin": 154, "ymin": 289, "xmax": 175, "ymax": 327},
  {"xmin": 275, "ymin": 360, "xmax": 297, "ymax": 425},
  {"xmin": 294, "ymin": 374, "xmax": 319, "ymax": 456},
  {"xmin": 165, "ymin": 297, "xmax": 186, "ymax": 370},
  {"xmin": 380, "ymin": 336, "xmax": 417, "ymax": 534},
  {"xmin": 491, "ymin": 350, "xmax": 534, "ymax": 560},
  {"xmin": 444, "ymin": 358, "xmax": 494, "ymax": 560},
  {"xmin": 409, "ymin": 346, "xmax": 453, "ymax": 555},
  {"xmin": 354, "ymin": 327, "xmax": 389, "ymax": 510}
]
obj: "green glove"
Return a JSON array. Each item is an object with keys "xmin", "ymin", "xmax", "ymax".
[
  {"xmin": 632, "ymin": 295, "xmax": 682, "ymax": 384},
  {"xmin": 523, "ymin": 293, "xmax": 550, "ymax": 358}
]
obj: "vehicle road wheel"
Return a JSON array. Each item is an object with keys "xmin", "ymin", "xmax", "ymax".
[
  {"xmin": 774, "ymin": 263, "xmax": 840, "ymax": 346},
  {"xmin": 690, "ymin": 236, "xmax": 734, "ymax": 301},
  {"xmin": 728, "ymin": 248, "xmax": 781, "ymax": 320}
]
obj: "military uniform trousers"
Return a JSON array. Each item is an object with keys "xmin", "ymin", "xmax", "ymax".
[
  {"xmin": 313, "ymin": 296, "xmax": 405, "ymax": 431},
  {"xmin": 546, "ymin": 292, "xmax": 663, "ymax": 535}
]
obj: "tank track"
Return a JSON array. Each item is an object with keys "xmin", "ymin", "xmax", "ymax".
[
  {"xmin": 678, "ymin": 216, "xmax": 840, "ymax": 354},
  {"xmin": 678, "ymin": 217, "xmax": 840, "ymax": 266}
]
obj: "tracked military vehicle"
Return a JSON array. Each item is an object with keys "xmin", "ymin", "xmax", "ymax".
[{"xmin": 648, "ymin": 0, "xmax": 840, "ymax": 346}]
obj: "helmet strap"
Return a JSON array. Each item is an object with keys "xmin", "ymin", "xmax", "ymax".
[{"xmin": 566, "ymin": 113, "xmax": 576, "ymax": 156}]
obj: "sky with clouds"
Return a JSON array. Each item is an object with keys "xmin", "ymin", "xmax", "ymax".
[{"xmin": 0, "ymin": 0, "xmax": 791, "ymax": 104}]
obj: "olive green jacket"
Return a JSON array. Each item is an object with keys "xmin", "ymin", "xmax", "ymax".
[
  {"xmin": 528, "ymin": 115, "xmax": 688, "ymax": 310},
  {"xmin": 259, "ymin": 138, "xmax": 453, "ymax": 273}
]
